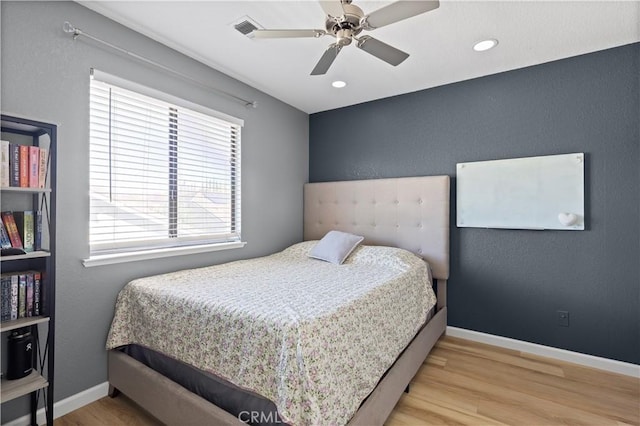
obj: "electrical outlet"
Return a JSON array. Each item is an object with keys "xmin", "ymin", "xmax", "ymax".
[{"xmin": 557, "ymin": 310, "xmax": 570, "ymax": 327}]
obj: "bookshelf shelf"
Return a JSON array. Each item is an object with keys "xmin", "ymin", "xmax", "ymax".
[
  {"xmin": 0, "ymin": 250, "xmax": 51, "ymax": 262},
  {"xmin": 1, "ymin": 186, "xmax": 51, "ymax": 193},
  {"xmin": 1, "ymin": 114, "xmax": 56, "ymax": 425},
  {"xmin": 0, "ymin": 370, "xmax": 49, "ymax": 403},
  {"xmin": 0, "ymin": 316, "xmax": 49, "ymax": 333}
]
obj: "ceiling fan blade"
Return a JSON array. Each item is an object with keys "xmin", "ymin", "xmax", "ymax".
[
  {"xmin": 252, "ymin": 29, "xmax": 326, "ymax": 39},
  {"xmin": 319, "ymin": 0, "xmax": 345, "ymax": 17},
  {"xmin": 365, "ymin": 0, "xmax": 440, "ymax": 29},
  {"xmin": 311, "ymin": 44, "xmax": 343, "ymax": 75},
  {"xmin": 356, "ymin": 36, "xmax": 409, "ymax": 66}
]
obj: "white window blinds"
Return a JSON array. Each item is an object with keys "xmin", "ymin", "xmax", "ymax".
[{"xmin": 89, "ymin": 72, "xmax": 241, "ymax": 255}]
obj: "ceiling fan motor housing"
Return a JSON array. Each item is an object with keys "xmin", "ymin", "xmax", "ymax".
[
  {"xmin": 325, "ymin": 2, "xmax": 364, "ymax": 45},
  {"xmin": 336, "ymin": 29, "xmax": 353, "ymax": 46}
]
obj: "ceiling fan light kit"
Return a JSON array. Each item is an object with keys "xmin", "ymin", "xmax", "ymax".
[{"xmin": 252, "ymin": 0, "xmax": 440, "ymax": 75}]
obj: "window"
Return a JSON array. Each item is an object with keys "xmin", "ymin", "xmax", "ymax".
[{"xmin": 88, "ymin": 70, "xmax": 242, "ymax": 259}]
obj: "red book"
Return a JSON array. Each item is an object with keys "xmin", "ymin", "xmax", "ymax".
[
  {"xmin": 28, "ymin": 146, "xmax": 39, "ymax": 188},
  {"xmin": 19, "ymin": 145, "xmax": 29, "ymax": 187},
  {"xmin": 1, "ymin": 211, "xmax": 23, "ymax": 249}
]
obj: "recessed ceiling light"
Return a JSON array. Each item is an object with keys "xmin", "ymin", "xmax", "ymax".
[
  {"xmin": 473, "ymin": 39, "xmax": 498, "ymax": 52},
  {"xmin": 332, "ymin": 80, "xmax": 347, "ymax": 88}
]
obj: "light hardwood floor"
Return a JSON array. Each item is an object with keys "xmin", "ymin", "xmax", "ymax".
[{"xmin": 55, "ymin": 336, "xmax": 639, "ymax": 426}]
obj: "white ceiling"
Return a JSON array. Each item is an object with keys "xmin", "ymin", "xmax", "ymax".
[{"xmin": 78, "ymin": 1, "xmax": 639, "ymax": 114}]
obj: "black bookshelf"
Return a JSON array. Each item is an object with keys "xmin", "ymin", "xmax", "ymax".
[{"xmin": 1, "ymin": 114, "xmax": 56, "ymax": 426}]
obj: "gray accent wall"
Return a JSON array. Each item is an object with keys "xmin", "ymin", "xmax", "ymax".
[
  {"xmin": 310, "ymin": 43, "xmax": 639, "ymax": 365},
  {"xmin": 1, "ymin": 1, "xmax": 308, "ymax": 422}
]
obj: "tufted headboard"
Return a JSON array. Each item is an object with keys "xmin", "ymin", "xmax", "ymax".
[{"xmin": 304, "ymin": 175, "xmax": 450, "ymax": 280}]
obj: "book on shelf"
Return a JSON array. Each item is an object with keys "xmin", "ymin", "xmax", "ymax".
[
  {"xmin": 19, "ymin": 145, "xmax": 29, "ymax": 187},
  {"xmin": 38, "ymin": 147, "xmax": 48, "ymax": 188},
  {"xmin": 13, "ymin": 210, "xmax": 34, "ymax": 252},
  {"xmin": 9, "ymin": 143, "xmax": 20, "ymax": 187},
  {"xmin": 10, "ymin": 274, "xmax": 18, "ymax": 320},
  {"xmin": 1, "ymin": 211, "xmax": 23, "ymax": 249},
  {"xmin": 18, "ymin": 273, "xmax": 26, "ymax": 319},
  {"xmin": 26, "ymin": 273, "xmax": 34, "ymax": 317},
  {"xmin": 1, "ymin": 275, "xmax": 10, "ymax": 321},
  {"xmin": 34, "ymin": 210, "xmax": 43, "ymax": 251},
  {"xmin": 29, "ymin": 146, "xmax": 40, "ymax": 188},
  {"xmin": 2, "ymin": 144, "xmax": 46, "ymax": 189},
  {"xmin": 0, "ymin": 271, "xmax": 43, "ymax": 321},
  {"xmin": 0, "ymin": 220, "xmax": 12, "ymax": 249},
  {"xmin": 1, "ymin": 140, "xmax": 9, "ymax": 187},
  {"xmin": 33, "ymin": 271, "xmax": 42, "ymax": 316}
]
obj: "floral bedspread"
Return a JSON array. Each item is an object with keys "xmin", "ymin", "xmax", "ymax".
[{"xmin": 106, "ymin": 241, "xmax": 436, "ymax": 425}]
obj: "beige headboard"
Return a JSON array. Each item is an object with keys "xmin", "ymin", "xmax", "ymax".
[{"xmin": 304, "ymin": 175, "xmax": 450, "ymax": 280}]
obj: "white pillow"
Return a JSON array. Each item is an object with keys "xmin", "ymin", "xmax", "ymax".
[{"xmin": 309, "ymin": 231, "xmax": 364, "ymax": 265}]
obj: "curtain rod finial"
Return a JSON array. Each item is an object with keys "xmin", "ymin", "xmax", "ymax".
[
  {"xmin": 63, "ymin": 21, "xmax": 81, "ymax": 39},
  {"xmin": 246, "ymin": 101, "xmax": 258, "ymax": 109},
  {"xmin": 63, "ymin": 21, "xmax": 75, "ymax": 33}
]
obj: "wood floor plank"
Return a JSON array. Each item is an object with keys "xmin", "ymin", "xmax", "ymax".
[
  {"xmin": 55, "ymin": 394, "xmax": 160, "ymax": 426},
  {"xmin": 432, "ymin": 347, "xmax": 638, "ymax": 422},
  {"xmin": 424, "ymin": 354, "xmax": 447, "ymax": 368},
  {"xmin": 393, "ymin": 392, "xmax": 508, "ymax": 426},
  {"xmin": 522, "ymin": 352, "xmax": 640, "ymax": 395},
  {"xmin": 418, "ymin": 368, "xmax": 560, "ymax": 424},
  {"xmin": 54, "ymin": 336, "xmax": 640, "ymax": 426},
  {"xmin": 403, "ymin": 379, "xmax": 480, "ymax": 415}
]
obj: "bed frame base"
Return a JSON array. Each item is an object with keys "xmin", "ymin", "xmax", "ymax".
[
  {"xmin": 108, "ymin": 349, "xmax": 241, "ymax": 425},
  {"xmin": 108, "ymin": 307, "xmax": 446, "ymax": 426}
]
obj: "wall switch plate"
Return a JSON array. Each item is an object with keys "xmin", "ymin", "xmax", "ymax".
[{"xmin": 557, "ymin": 310, "xmax": 570, "ymax": 327}]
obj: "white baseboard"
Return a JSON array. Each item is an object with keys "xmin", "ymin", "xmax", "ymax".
[
  {"xmin": 4, "ymin": 381, "xmax": 109, "ymax": 426},
  {"xmin": 446, "ymin": 326, "xmax": 640, "ymax": 378}
]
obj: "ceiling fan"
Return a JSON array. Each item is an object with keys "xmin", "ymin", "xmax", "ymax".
[{"xmin": 251, "ymin": 0, "xmax": 440, "ymax": 75}]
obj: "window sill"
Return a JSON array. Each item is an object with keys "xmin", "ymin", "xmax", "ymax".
[{"xmin": 82, "ymin": 241, "xmax": 247, "ymax": 267}]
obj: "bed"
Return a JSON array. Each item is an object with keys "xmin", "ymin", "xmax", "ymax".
[{"xmin": 106, "ymin": 175, "xmax": 450, "ymax": 425}]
